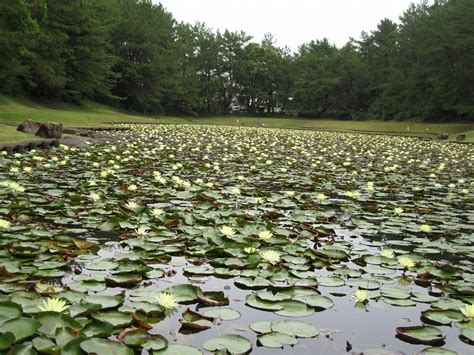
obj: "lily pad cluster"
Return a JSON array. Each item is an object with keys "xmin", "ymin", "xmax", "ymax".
[{"xmin": 0, "ymin": 124, "xmax": 473, "ymax": 353}]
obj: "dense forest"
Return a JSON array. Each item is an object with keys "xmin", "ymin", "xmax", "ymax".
[{"xmin": 0, "ymin": 0, "xmax": 472, "ymax": 120}]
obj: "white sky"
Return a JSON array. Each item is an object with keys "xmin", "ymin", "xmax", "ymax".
[{"xmin": 156, "ymin": 0, "xmax": 419, "ymax": 51}]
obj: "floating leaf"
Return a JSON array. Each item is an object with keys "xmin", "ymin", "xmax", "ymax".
[
  {"xmin": 396, "ymin": 326, "xmax": 445, "ymax": 345},
  {"xmin": 203, "ymin": 334, "xmax": 252, "ymax": 354}
]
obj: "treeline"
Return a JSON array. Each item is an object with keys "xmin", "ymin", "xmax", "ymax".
[{"xmin": 0, "ymin": 0, "xmax": 472, "ymax": 120}]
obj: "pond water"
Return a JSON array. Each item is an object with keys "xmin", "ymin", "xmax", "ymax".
[{"xmin": 0, "ymin": 124, "xmax": 473, "ymax": 354}]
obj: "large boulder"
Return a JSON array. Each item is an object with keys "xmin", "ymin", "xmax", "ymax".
[
  {"xmin": 35, "ymin": 122, "xmax": 63, "ymax": 139},
  {"xmin": 17, "ymin": 119, "xmax": 42, "ymax": 134}
]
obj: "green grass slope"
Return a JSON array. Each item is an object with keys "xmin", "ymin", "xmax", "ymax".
[{"xmin": 0, "ymin": 96, "xmax": 472, "ymax": 144}]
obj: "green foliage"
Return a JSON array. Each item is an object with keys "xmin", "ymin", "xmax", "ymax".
[{"xmin": 0, "ymin": 0, "xmax": 472, "ymax": 120}]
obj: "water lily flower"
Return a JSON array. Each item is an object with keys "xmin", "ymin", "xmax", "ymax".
[
  {"xmin": 420, "ymin": 224, "xmax": 432, "ymax": 233},
  {"xmin": 393, "ymin": 207, "xmax": 404, "ymax": 215},
  {"xmin": 38, "ymin": 298, "xmax": 69, "ymax": 313},
  {"xmin": 244, "ymin": 247, "xmax": 257, "ymax": 253},
  {"xmin": 150, "ymin": 208, "xmax": 164, "ymax": 218},
  {"xmin": 367, "ymin": 182, "xmax": 374, "ymax": 192},
  {"xmin": 380, "ymin": 249, "xmax": 395, "ymax": 259},
  {"xmin": 254, "ymin": 197, "xmax": 264, "ymax": 204},
  {"xmin": 219, "ymin": 226, "xmax": 236, "ymax": 237},
  {"xmin": 156, "ymin": 292, "xmax": 177, "ymax": 309},
  {"xmin": 459, "ymin": 304, "xmax": 474, "ymax": 318},
  {"xmin": 89, "ymin": 192, "xmax": 101, "ymax": 202},
  {"xmin": 258, "ymin": 230, "xmax": 273, "ymax": 241},
  {"xmin": 260, "ymin": 250, "xmax": 281, "ymax": 264},
  {"xmin": 135, "ymin": 226, "xmax": 150, "ymax": 237},
  {"xmin": 316, "ymin": 193, "xmax": 327, "ymax": 201},
  {"xmin": 0, "ymin": 219, "xmax": 11, "ymax": 230},
  {"xmin": 125, "ymin": 201, "xmax": 140, "ymax": 210},
  {"xmin": 128, "ymin": 184, "xmax": 137, "ymax": 191},
  {"xmin": 352, "ymin": 289, "xmax": 369, "ymax": 303},
  {"xmin": 398, "ymin": 256, "xmax": 415, "ymax": 269}
]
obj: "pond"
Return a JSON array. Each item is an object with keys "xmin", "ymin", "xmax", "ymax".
[{"xmin": 0, "ymin": 124, "xmax": 473, "ymax": 354}]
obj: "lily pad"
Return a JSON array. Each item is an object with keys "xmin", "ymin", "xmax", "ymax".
[
  {"xmin": 203, "ymin": 334, "xmax": 252, "ymax": 354},
  {"xmin": 396, "ymin": 326, "xmax": 445, "ymax": 345}
]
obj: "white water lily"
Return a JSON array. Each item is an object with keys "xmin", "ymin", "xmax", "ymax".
[
  {"xmin": 0, "ymin": 219, "xmax": 11, "ymax": 229},
  {"xmin": 125, "ymin": 201, "xmax": 140, "ymax": 209},
  {"xmin": 89, "ymin": 192, "xmax": 101, "ymax": 202},
  {"xmin": 254, "ymin": 197, "xmax": 264, "ymax": 204},
  {"xmin": 380, "ymin": 249, "xmax": 395, "ymax": 259},
  {"xmin": 316, "ymin": 193, "xmax": 327, "ymax": 201},
  {"xmin": 420, "ymin": 224, "xmax": 432, "ymax": 233},
  {"xmin": 244, "ymin": 247, "xmax": 257, "ymax": 253},
  {"xmin": 260, "ymin": 250, "xmax": 281, "ymax": 264},
  {"xmin": 352, "ymin": 289, "xmax": 369, "ymax": 303},
  {"xmin": 150, "ymin": 208, "xmax": 164, "ymax": 218},
  {"xmin": 393, "ymin": 207, "xmax": 404, "ymax": 215},
  {"xmin": 156, "ymin": 292, "xmax": 177, "ymax": 309},
  {"xmin": 460, "ymin": 304, "xmax": 474, "ymax": 318},
  {"xmin": 367, "ymin": 182, "xmax": 374, "ymax": 192},
  {"xmin": 128, "ymin": 184, "xmax": 137, "ymax": 191},
  {"xmin": 135, "ymin": 226, "xmax": 150, "ymax": 237},
  {"xmin": 219, "ymin": 226, "xmax": 236, "ymax": 237},
  {"xmin": 398, "ymin": 256, "xmax": 415, "ymax": 269},
  {"xmin": 258, "ymin": 230, "xmax": 273, "ymax": 241},
  {"xmin": 38, "ymin": 298, "xmax": 69, "ymax": 313}
]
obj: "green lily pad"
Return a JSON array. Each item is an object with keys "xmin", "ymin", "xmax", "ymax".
[
  {"xmin": 274, "ymin": 300, "xmax": 315, "ymax": 317},
  {"xmin": 80, "ymin": 338, "xmax": 133, "ymax": 355},
  {"xmin": 258, "ymin": 332, "xmax": 298, "ymax": 348},
  {"xmin": 153, "ymin": 344, "xmax": 203, "ymax": 354},
  {"xmin": 203, "ymin": 308, "xmax": 240, "ymax": 320},
  {"xmin": 0, "ymin": 317, "xmax": 41, "ymax": 342},
  {"xmin": 396, "ymin": 326, "xmax": 445, "ymax": 345},
  {"xmin": 271, "ymin": 320, "xmax": 320, "ymax": 338},
  {"xmin": 203, "ymin": 334, "xmax": 252, "ymax": 354},
  {"xmin": 421, "ymin": 309, "xmax": 464, "ymax": 325}
]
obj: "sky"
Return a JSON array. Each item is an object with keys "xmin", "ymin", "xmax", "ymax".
[{"xmin": 156, "ymin": 0, "xmax": 419, "ymax": 51}]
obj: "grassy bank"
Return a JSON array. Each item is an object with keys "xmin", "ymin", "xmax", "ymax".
[{"xmin": 0, "ymin": 96, "xmax": 472, "ymax": 144}]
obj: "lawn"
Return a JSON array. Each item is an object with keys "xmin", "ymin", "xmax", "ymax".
[{"xmin": 0, "ymin": 96, "xmax": 473, "ymax": 144}]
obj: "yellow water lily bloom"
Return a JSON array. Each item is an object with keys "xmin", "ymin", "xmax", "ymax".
[
  {"xmin": 135, "ymin": 226, "xmax": 150, "ymax": 237},
  {"xmin": 459, "ymin": 304, "xmax": 474, "ymax": 318},
  {"xmin": 89, "ymin": 192, "xmax": 101, "ymax": 202},
  {"xmin": 352, "ymin": 289, "xmax": 368, "ymax": 303},
  {"xmin": 151, "ymin": 208, "xmax": 164, "ymax": 218},
  {"xmin": 244, "ymin": 247, "xmax": 257, "ymax": 253},
  {"xmin": 219, "ymin": 226, "xmax": 236, "ymax": 237},
  {"xmin": 420, "ymin": 224, "xmax": 432, "ymax": 233},
  {"xmin": 380, "ymin": 249, "xmax": 395, "ymax": 259},
  {"xmin": 398, "ymin": 256, "xmax": 415, "ymax": 268},
  {"xmin": 254, "ymin": 197, "xmax": 264, "ymax": 204},
  {"xmin": 38, "ymin": 298, "xmax": 69, "ymax": 313},
  {"xmin": 393, "ymin": 207, "xmax": 404, "ymax": 215},
  {"xmin": 156, "ymin": 292, "xmax": 177, "ymax": 309},
  {"xmin": 316, "ymin": 193, "xmax": 327, "ymax": 201},
  {"xmin": 258, "ymin": 230, "xmax": 273, "ymax": 241},
  {"xmin": 260, "ymin": 250, "xmax": 281, "ymax": 264},
  {"xmin": 125, "ymin": 201, "xmax": 140, "ymax": 209},
  {"xmin": 0, "ymin": 219, "xmax": 11, "ymax": 229}
]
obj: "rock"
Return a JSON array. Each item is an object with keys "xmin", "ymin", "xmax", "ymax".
[
  {"xmin": 456, "ymin": 134, "xmax": 466, "ymax": 141},
  {"xmin": 35, "ymin": 122, "xmax": 63, "ymax": 139},
  {"xmin": 17, "ymin": 119, "xmax": 43, "ymax": 134},
  {"xmin": 437, "ymin": 133, "xmax": 449, "ymax": 140}
]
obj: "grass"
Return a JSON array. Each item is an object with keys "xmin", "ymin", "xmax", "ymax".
[{"xmin": 0, "ymin": 96, "xmax": 473, "ymax": 144}]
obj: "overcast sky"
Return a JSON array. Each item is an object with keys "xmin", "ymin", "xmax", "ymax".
[{"xmin": 157, "ymin": 0, "xmax": 419, "ymax": 51}]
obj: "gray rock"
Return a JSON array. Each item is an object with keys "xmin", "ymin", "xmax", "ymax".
[
  {"xmin": 35, "ymin": 122, "xmax": 63, "ymax": 139},
  {"xmin": 456, "ymin": 134, "xmax": 466, "ymax": 141},
  {"xmin": 437, "ymin": 133, "xmax": 449, "ymax": 140},
  {"xmin": 17, "ymin": 119, "xmax": 42, "ymax": 134}
]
